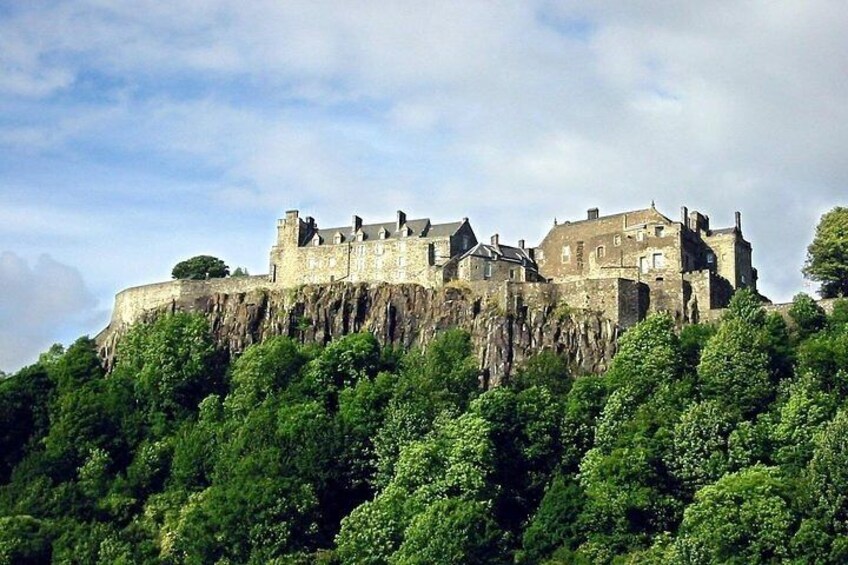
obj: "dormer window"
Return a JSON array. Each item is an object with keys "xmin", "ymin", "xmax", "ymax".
[
  {"xmin": 312, "ymin": 234, "xmax": 322, "ymax": 246},
  {"xmin": 356, "ymin": 232, "xmax": 364, "ymax": 242},
  {"xmin": 379, "ymin": 228, "xmax": 388, "ymax": 239},
  {"xmin": 401, "ymin": 226, "xmax": 411, "ymax": 237},
  {"xmin": 333, "ymin": 232, "xmax": 343, "ymax": 245}
]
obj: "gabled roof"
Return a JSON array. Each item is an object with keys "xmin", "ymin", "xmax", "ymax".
[
  {"xmin": 303, "ymin": 217, "xmax": 466, "ymax": 245},
  {"xmin": 461, "ymin": 242, "xmax": 538, "ymax": 269}
]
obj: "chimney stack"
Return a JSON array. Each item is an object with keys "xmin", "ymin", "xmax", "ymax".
[
  {"xmin": 490, "ymin": 233, "xmax": 500, "ymax": 248},
  {"xmin": 681, "ymin": 206, "xmax": 688, "ymax": 227},
  {"xmin": 518, "ymin": 239, "xmax": 525, "ymax": 249},
  {"xmin": 588, "ymin": 207, "xmax": 599, "ymax": 220},
  {"xmin": 735, "ymin": 211, "xmax": 742, "ymax": 232},
  {"xmin": 396, "ymin": 210, "xmax": 406, "ymax": 231},
  {"xmin": 352, "ymin": 215, "xmax": 362, "ymax": 232}
]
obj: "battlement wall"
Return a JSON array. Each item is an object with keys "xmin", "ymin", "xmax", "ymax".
[{"xmin": 109, "ymin": 276, "xmax": 270, "ymax": 327}]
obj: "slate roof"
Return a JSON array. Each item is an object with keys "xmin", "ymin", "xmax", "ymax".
[
  {"xmin": 709, "ymin": 227, "xmax": 739, "ymax": 235},
  {"xmin": 304, "ymin": 217, "xmax": 464, "ymax": 245},
  {"xmin": 460, "ymin": 242, "xmax": 538, "ymax": 269}
]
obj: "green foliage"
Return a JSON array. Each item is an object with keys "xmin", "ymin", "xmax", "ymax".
[
  {"xmin": 674, "ymin": 465, "xmax": 795, "ymax": 563},
  {"xmin": 230, "ymin": 266, "xmax": 250, "ymax": 277},
  {"xmin": 114, "ymin": 313, "xmax": 221, "ymax": 428},
  {"xmin": 698, "ymin": 318, "xmax": 773, "ymax": 416},
  {"xmin": 171, "ymin": 254, "xmax": 229, "ymax": 280},
  {"xmin": 678, "ymin": 323, "xmax": 716, "ymax": 376},
  {"xmin": 393, "ymin": 498, "xmax": 505, "ymax": 564},
  {"xmin": 520, "ymin": 474, "xmax": 585, "ymax": 562},
  {"xmin": 804, "ymin": 206, "xmax": 848, "ymax": 298},
  {"xmin": 668, "ymin": 400, "xmax": 735, "ymax": 493},
  {"xmin": 0, "ymin": 515, "xmax": 51, "ymax": 565},
  {"xmin": 724, "ymin": 287, "xmax": 766, "ymax": 326},
  {"xmin": 225, "ymin": 336, "xmax": 305, "ymax": 416},
  {"xmin": 511, "ymin": 350, "xmax": 572, "ymax": 395},
  {"xmin": 830, "ymin": 297, "xmax": 848, "ymax": 328},
  {"xmin": 789, "ymin": 292, "xmax": 828, "ymax": 339},
  {"xmin": 9, "ymin": 282, "xmax": 848, "ymax": 563}
]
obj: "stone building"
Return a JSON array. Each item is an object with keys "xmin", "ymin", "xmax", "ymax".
[
  {"xmin": 269, "ymin": 209, "xmax": 478, "ymax": 287},
  {"xmin": 535, "ymin": 205, "xmax": 757, "ymax": 321},
  {"xmin": 457, "ymin": 234, "xmax": 543, "ymax": 282}
]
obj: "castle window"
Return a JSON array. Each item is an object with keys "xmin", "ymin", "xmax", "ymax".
[
  {"xmin": 375, "ymin": 243, "xmax": 384, "ymax": 255},
  {"xmin": 613, "ymin": 235, "xmax": 621, "ymax": 246},
  {"xmin": 313, "ymin": 235, "xmax": 322, "ymax": 246},
  {"xmin": 707, "ymin": 253, "xmax": 715, "ymax": 264},
  {"xmin": 561, "ymin": 245, "xmax": 571, "ymax": 263},
  {"xmin": 652, "ymin": 253, "xmax": 665, "ymax": 269},
  {"xmin": 596, "ymin": 246, "xmax": 605, "ymax": 259},
  {"xmin": 655, "ymin": 226, "xmax": 665, "ymax": 237},
  {"xmin": 462, "ymin": 235, "xmax": 470, "ymax": 249},
  {"xmin": 484, "ymin": 262, "xmax": 493, "ymax": 279},
  {"xmin": 397, "ymin": 256, "xmax": 407, "ymax": 267},
  {"xmin": 639, "ymin": 256, "xmax": 649, "ymax": 274},
  {"xmin": 333, "ymin": 233, "xmax": 343, "ymax": 244},
  {"xmin": 509, "ymin": 269, "xmax": 516, "ymax": 280},
  {"xmin": 741, "ymin": 274, "xmax": 746, "ymax": 284},
  {"xmin": 636, "ymin": 231, "xmax": 645, "ymax": 242}
]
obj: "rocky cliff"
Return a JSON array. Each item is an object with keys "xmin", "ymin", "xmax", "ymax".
[{"xmin": 97, "ymin": 279, "xmax": 619, "ymax": 385}]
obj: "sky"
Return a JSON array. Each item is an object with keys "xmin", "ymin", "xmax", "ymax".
[{"xmin": 2, "ymin": 0, "xmax": 847, "ymax": 372}]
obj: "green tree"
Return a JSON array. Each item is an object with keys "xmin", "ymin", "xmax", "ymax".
[
  {"xmin": 114, "ymin": 313, "xmax": 221, "ymax": 429},
  {"xmin": 667, "ymin": 400, "xmax": 736, "ymax": 493},
  {"xmin": 393, "ymin": 498, "xmax": 505, "ymax": 564},
  {"xmin": 674, "ymin": 465, "xmax": 795, "ymax": 563},
  {"xmin": 171, "ymin": 255, "xmax": 229, "ymax": 280},
  {"xmin": 789, "ymin": 293, "xmax": 828, "ymax": 339},
  {"xmin": 0, "ymin": 515, "xmax": 52, "ymax": 564},
  {"xmin": 804, "ymin": 206, "xmax": 848, "ymax": 298},
  {"xmin": 230, "ymin": 266, "xmax": 249, "ymax": 277},
  {"xmin": 698, "ymin": 318, "xmax": 773, "ymax": 417}
]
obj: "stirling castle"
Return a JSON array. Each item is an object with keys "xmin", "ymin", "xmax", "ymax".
[{"xmin": 269, "ymin": 204, "xmax": 755, "ymax": 325}]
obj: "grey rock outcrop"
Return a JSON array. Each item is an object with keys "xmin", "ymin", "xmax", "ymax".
[{"xmin": 97, "ymin": 280, "xmax": 619, "ymax": 385}]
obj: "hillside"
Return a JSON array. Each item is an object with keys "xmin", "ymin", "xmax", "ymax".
[{"xmin": 3, "ymin": 289, "xmax": 848, "ymax": 563}]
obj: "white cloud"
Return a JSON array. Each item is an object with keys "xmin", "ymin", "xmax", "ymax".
[
  {"xmin": 1, "ymin": 0, "xmax": 846, "ymax": 311},
  {"xmin": 0, "ymin": 252, "xmax": 102, "ymax": 372}
]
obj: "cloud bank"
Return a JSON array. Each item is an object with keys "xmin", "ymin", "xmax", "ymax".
[
  {"xmin": 1, "ymin": 1, "xmax": 845, "ymax": 354},
  {"xmin": 0, "ymin": 252, "xmax": 100, "ymax": 372}
]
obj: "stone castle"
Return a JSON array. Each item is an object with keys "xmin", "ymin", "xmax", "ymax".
[{"xmin": 269, "ymin": 204, "xmax": 757, "ymax": 325}]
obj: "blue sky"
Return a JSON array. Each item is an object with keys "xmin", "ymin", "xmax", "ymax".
[{"xmin": 2, "ymin": 1, "xmax": 847, "ymax": 371}]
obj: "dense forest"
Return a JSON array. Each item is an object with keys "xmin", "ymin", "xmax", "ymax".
[{"xmin": 2, "ymin": 288, "xmax": 848, "ymax": 563}]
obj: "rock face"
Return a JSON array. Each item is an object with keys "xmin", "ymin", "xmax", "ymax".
[{"xmin": 97, "ymin": 280, "xmax": 619, "ymax": 385}]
